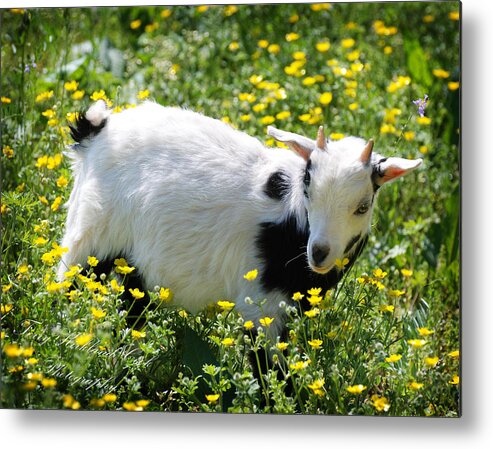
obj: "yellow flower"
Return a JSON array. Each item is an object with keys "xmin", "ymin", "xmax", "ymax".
[
  {"xmin": 416, "ymin": 116, "xmax": 431, "ymax": 125},
  {"xmin": 228, "ymin": 41, "xmax": 239, "ymax": 51},
  {"xmin": 259, "ymin": 316, "xmax": 275, "ymax": 327},
  {"xmin": 448, "ymin": 81, "xmax": 460, "ymax": 91},
  {"xmin": 158, "ymin": 287, "xmax": 173, "ymax": 303},
  {"xmin": 292, "ymin": 292, "xmax": 304, "ymax": 301},
  {"xmin": 224, "ymin": 5, "xmax": 238, "ymax": 16},
  {"xmin": 91, "ymin": 307, "xmax": 106, "ymax": 319},
  {"xmin": 110, "ymin": 279, "xmax": 125, "ymax": 294},
  {"xmin": 341, "ymin": 38, "xmax": 355, "ymax": 48},
  {"xmin": 302, "ymin": 76, "xmax": 317, "ymax": 86},
  {"xmin": 72, "ymin": 90, "xmax": 85, "ymax": 100},
  {"xmin": 2, "ymin": 283, "xmax": 12, "ymax": 293},
  {"xmin": 161, "ymin": 9, "xmax": 173, "ymax": 19},
  {"xmin": 103, "ymin": 393, "xmax": 117, "ymax": 403},
  {"xmin": 276, "ymin": 111, "xmax": 291, "ymax": 120},
  {"xmin": 307, "ymin": 295, "xmax": 322, "ymax": 307},
  {"xmin": 243, "ymin": 320, "xmax": 254, "ymax": 330},
  {"xmin": 373, "ymin": 268, "xmax": 388, "ymax": 279},
  {"xmin": 423, "ymin": 15, "xmax": 434, "ymax": 23},
  {"xmin": 371, "ymin": 394, "xmax": 390, "ymax": 412},
  {"xmin": 349, "ymin": 102, "xmax": 359, "ymax": 111},
  {"xmin": 319, "ymin": 92, "xmax": 333, "ymax": 105},
  {"xmin": 385, "ymin": 354, "xmax": 402, "ymax": 363},
  {"xmin": 276, "ymin": 342, "xmax": 288, "ymax": 351},
  {"xmin": 130, "ymin": 19, "xmax": 142, "ymax": 29},
  {"xmin": 206, "ymin": 393, "xmax": 220, "ymax": 403},
  {"xmin": 87, "ymin": 256, "xmax": 99, "ymax": 267},
  {"xmin": 335, "ymin": 257, "xmax": 350, "ymax": 269},
  {"xmin": 258, "ymin": 39, "xmax": 269, "ymax": 48},
  {"xmin": 449, "ymin": 375, "xmax": 460, "ymax": 385},
  {"xmin": 56, "ymin": 175, "xmax": 69, "ymax": 188},
  {"xmin": 243, "ymin": 269, "xmax": 258, "ymax": 281},
  {"xmin": 75, "ymin": 333, "xmax": 93, "ymax": 346},
  {"xmin": 41, "ymin": 378, "xmax": 57, "ymax": 388},
  {"xmin": 401, "ymin": 268, "xmax": 413, "ymax": 277},
  {"xmin": 330, "ymin": 132, "xmax": 345, "ymax": 140},
  {"xmin": 217, "ymin": 300, "xmax": 235, "ymax": 311},
  {"xmin": 308, "ymin": 339, "xmax": 323, "ymax": 349},
  {"xmin": 308, "ymin": 379, "xmax": 325, "ymax": 396},
  {"xmin": 129, "ymin": 288, "xmax": 145, "ymax": 300},
  {"xmin": 424, "ymin": 356, "xmax": 439, "ymax": 367},
  {"xmin": 3, "ymin": 145, "xmax": 14, "ymax": 158},
  {"xmin": 379, "ymin": 304, "xmax": 395, "ymax": 313},
  {"xmin": 35, "ymin": 90, "xmax": 54, "ymax": 102},
  {"xmin": 346, "ymin": 384, "xmax": 367, "ymax": 394},
  {"xmin": 64, "ymin": 80, "xmax": 79, "ymax": 91},
  {"xmin": 131, "ymin": 329, "xmax": 146, "ymax": 339},
  {"xmin": 404, "ymin": 131, "xmax": 415, "ymax": 141},
  {"xmin": 409, "ymin": 381, "xmax": 424, "ymax": 390},
  {"xmin": 346, "ymin": 50, "xmax": 360, "ymax": 62},
  {"xmin": 289, "ymin": 359, "xmax": 311, "ymax": 371},
  {"xmin": 388, "ymin": 289, "xmax": 405, "ymax": 298},
  {"xmin": 417, "ymin": 327, "xmax": 434, "ymax": 336},
  {"xmin": 221, "ymin": 337, "xmax": 235, "ymax": 347},
  {"xmin": 315, "ymin": 41, "xmax": 330, "ymax": 52},
  {"xmin": 51, "ymin": 196, "xmax": 63, "ymax": 212},
  {"xmin": 387, "ymin": 75, "xmax": 411, "ymax": 93},
  {"xmin": 408, "ymin": 339, "xmax": 427, "ymax": 348},
  {"xmin": 433, "ymin": 68, "xmax": 450, "ymax": 79},
  {"xmin": 3, "ymin": 343, "xmax": 24, "ymax": 358},
  {"xmin": 384, "ymin": 46, "xmax": 393, "ymax": 55},
  {"xmin": 1, "ymin": 96, "xmax": 12, "ymax": 104},
  {"xmin": 252, "ymin": 103, "xmax": 267, "ymax": 112},
  {"xmin": 34, "ymin": 236, "xmax": 48, "ymax": 246},
  {"xmin": 304, "ymin": 308, "xmax": 320, "ymax": 318},
  {"xmin": 42, "ymin": 108, "xmax": 56, "ymax": 119},
  {"xmin": 285, "ymin": 32, "xmax": 300, "ymax": 42},
  {"xmin": 260, "ymin": 116, "xmax": 275, "ymax": 125},
  {"xmin": 137, "ymin": 89, "xmax": 150, "ymax": 100},
  {"xmin": 17, "ymin": 263, "xmax": 30, "ymax": 275},
  {"xmin": 449, "ymin": 11, "xmax": 460, "ymax": 21},
  {"xmin": 238, "ymin": 92, "xmax": 256, "ymax": 103},
  {"xmin": 267, "ymin": 44, "xmax": 280, "ymax": 54},
  {"xmin": 448, "ymin": 350, "xmax": 460, "ymax": 358}
]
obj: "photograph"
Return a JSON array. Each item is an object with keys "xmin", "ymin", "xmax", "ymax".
[{"xmin": 1, "ymin": 1, "xmax": 460, "ymax": 417}]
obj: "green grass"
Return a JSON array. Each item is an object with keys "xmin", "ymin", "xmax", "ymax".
[{"xmin": 1, "ymin": 3, "xmax": 460, "ymax": 415}]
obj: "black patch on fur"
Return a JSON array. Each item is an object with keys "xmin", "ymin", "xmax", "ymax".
[
  {"xmin": 264, "ymin": 171, "xmax": 291, "ymax": 201},
  {"xmin": 256, "ymin": 215, "xmax": 368, "ymax": 312},
  {"xmin": 371, "ymin": 157, "xmax": 388, "ymax": 192},
  {"xmin": 344, "ymin": 233, "xmax": 362, "ymax": 255},
  {"xmin": 69, "ymin": 112, "xmax": 107, "ymax": 143},
  {"xmin": 84, "ymin": 256, "xmax": 153, "ymax": 328},
  {"xmin": 303, "ymin": 159, "xmax": 312, "ymax": 197}
]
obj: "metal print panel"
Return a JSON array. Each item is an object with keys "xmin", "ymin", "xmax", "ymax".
[{"xmin": 1, "ymin": 1, "xmax": 460, "ymax": 416}]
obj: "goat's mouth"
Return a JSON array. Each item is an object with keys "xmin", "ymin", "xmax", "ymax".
[{"xmin": 309, "ymin": 263, "xmax": 334, "ymax": 275}]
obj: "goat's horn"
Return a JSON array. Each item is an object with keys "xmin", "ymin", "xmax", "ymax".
[
  {"xmin": 360, "ymin": 138, "xmax": 374, "ymax": 163},
  {"xmin": 316, "ymin": 126, "xmax": 326, "ymax": 150}
]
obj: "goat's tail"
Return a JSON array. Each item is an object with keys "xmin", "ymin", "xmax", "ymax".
[{"xmin": 69, "ymin": 100, "xmax": 111, "ymax": 144}]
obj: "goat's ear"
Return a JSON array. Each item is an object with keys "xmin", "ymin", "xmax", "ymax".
[
  {"xmin": 373, "ymin": 157, "xmax": 423, "ymax": 186},
  {"xmin": 267, "ymin": 126, "xmax": 316, "ymax": 161}
]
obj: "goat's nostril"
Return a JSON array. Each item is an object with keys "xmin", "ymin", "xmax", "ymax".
[{"xmin": 312, "ymin": 245, "xmax": 330, "ymax": 266}]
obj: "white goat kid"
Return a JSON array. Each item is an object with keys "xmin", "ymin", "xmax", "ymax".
[{"xmin": 58, "ymin": 100, "xmax": 422, "ymax": 339}]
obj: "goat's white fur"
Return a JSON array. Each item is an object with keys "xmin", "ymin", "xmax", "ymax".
[{"xmin": 58, "ymin": 100, "xmax": 422, "ymax": 338}]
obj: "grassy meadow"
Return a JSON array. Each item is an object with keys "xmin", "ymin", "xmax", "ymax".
[{"xmin": 1, "ymin": 2, "xmax": 460, "ymax": 415}]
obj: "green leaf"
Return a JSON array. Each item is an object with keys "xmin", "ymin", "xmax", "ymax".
[{"xmin": 404, "ymin": 38, "xmax": 433, "ymax": 88}]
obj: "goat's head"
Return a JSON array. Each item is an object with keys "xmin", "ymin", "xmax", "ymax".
[{"xmin": 268, "ymin": 125, "xmax": 423, "ymax": 274}]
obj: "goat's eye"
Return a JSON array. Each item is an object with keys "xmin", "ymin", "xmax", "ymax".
[{"xmin": 355, "ymin": 203, "xmax": 370, "ymax": 215}]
